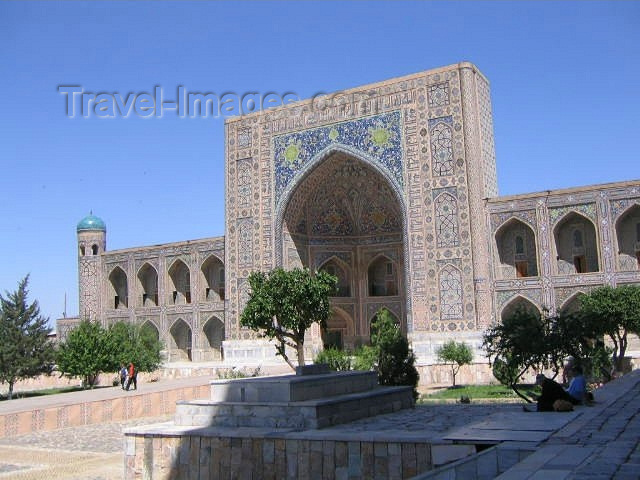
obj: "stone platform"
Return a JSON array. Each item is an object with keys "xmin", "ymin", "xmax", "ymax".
[{"xmin": 176, "ymin": 371, "xmax": 414, "ymax": 430}]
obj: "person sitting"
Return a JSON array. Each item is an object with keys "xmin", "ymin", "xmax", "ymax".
[
  {"xmin": 529, "ymin": 373, "xmax": 576, "ymax": 411},
  {"xmin": 566, "ymin": 365, "xmax": 587, "ymax": 404}
]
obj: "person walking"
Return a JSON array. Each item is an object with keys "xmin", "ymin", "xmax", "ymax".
[
  {"xmin": 125, "ymin": 362, "xmax": 137, "ymax": 391},
  {"xmin": 119, "ymin": 364, "xmax": 127, "ymax": 389}
]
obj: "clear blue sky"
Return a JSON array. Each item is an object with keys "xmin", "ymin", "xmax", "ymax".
[{"xmin": 1, "ymin": 1, "xmax": 638, "ymax": 328}]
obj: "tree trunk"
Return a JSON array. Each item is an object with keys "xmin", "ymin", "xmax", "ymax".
[
  {"xmin": 8, "ymin": 382, "xmax": 14, "ymax": 400},
  {"xmin": 297, "ymin": 338, "xmax": 305, "ymax": 367}
]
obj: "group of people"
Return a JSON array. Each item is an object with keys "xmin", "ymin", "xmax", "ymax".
[
  {"xmin": 119, "ymin": 362, "xmax": 137, "ymax": 391},
  {"xmin": 526, "ymin": 361, "xmax": 589, "ymax": 412}
]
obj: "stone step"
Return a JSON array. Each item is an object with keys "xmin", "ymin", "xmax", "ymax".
[
  {"xmin": 209, "ymin": 370, "xmax": 379, "ymax": 403},
  {"xmin": 176, "ymin": 385, "xmax": 414, "ymax": 430}
]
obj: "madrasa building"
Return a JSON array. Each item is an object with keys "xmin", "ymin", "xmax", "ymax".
[{"xmin": 58, "ymin": 62, "xmax": 640, "ymax": 382}]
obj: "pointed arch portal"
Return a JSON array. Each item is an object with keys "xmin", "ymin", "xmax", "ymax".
[{"xmin": 279, "ymin": 151, "xmax": 407, "ymax": 346}]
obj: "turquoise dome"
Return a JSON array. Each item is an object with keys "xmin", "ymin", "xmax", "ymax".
[{"xmin": 77, "ymin": 214, "xmax": 106, "ymax": 232}]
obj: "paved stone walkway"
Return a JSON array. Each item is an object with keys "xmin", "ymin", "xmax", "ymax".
[{"xmin": 0, "ymin": 415, "xmax": 171, "ymax": 479}]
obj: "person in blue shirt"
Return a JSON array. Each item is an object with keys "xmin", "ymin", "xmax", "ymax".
[{"xmin": 566, "ymin": 365, "xmax": 587, "ymax": 403}]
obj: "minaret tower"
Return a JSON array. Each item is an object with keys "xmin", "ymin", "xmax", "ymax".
[{"xmin": 76, "ymin": 213, "xmax": 106, "ymax": 321}]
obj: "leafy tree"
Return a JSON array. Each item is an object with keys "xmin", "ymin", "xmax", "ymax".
[
  {"xmin": 57, "ymin": 320, "xmax": 163, "ymax": 388},
  {"xmin": 370, "ymin": 308, "xmax": 419, "ymax": 401},
  {"xmin": 483, "ymin": 307, "xmax": 560, "ymax": 402},
  {"xmin": 435, "ymin": 340, "xmax": 473, "ymax": 387},
  {"xmin": 56, "ymin": 320, "xmax": 110, "ymax": 388},
  {"xmin": 579, "ymin": 285, "xmax": 640, "ymax": 372},
  {"xmin": 105, "ymin": 321, "xmax": 162, "ymax": 373},
  {"xmin": 240, "ymin": 268, "xmax": 337, "ymax": 370},
  {"xmin": 0, "ymin": 276, "xmax": 56, "ymax": 399}
]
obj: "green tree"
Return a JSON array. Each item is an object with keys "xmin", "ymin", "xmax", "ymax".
[
  {"xmin": 0, "ymin": 276, "xmax": 56, "ymax": 399},
  {"xmin": 483, "ymin": 307, "xmax": 560, "ymax": 402},
  {"xmin": 105, "ymin": 321, "xmax": 162, "ymax": 373},
  {"xmin": 240, "ymin": 268, "xmax": 337, "ymax": 370},
  {"xmin": 56, "ymin": 320, "xmax": 111, "ymax": 388},
  {"xmin": 579, "ymin": 285, "xmax": 640, "ymax": 372},
  {"xmin": 370, "ymin": 308, "xmax": 419, "ymax": 401},
  {"xmin": 435, "ymin": 340, "xmax": 473, "ymax": 387}
]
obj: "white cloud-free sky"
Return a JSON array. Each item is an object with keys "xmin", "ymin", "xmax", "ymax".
[{"xmin": 1, "ymin": 1, "xmax": 638, "ymax": 327}]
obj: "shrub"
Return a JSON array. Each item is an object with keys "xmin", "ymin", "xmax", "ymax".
[
  {"xmin": 370, "ymin": 309, "xmax": 419, "ymax": 401},
  {"xmin": 314, "ymin": 348, "xmax": 351, "ymax": 371}
]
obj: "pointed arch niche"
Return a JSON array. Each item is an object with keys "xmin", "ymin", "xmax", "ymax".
[
  {"xmin": 616, "ymin": 204, "xmax": 640, "ymax": 271},
  {"xmin": 279, "ymin": 151, "xmax": 406, "ymax": 344},
  {"xmin": 319, "ymin": 257, "xmax": 351, "ymax": 297},
  {"xmin": 559, "ymin": 293, "xmax": 585, "ymax": 316},
  {"xmin": 168, "ymin": 259, "xmax": 191, "ymax": 305},
  {"xmin": 108, "ymin": 266, "xmax": 128, "ymax": 309},
  {"xmin": 500, "ymin": 296, "xmax": 540, "ymax": 322},
  {"xmin": 202, "ymin": 316, "xmax": 224, "ymax": 361},
  {"xmin": 495, "ymin": 218, "xmax": 539, "ymax": 279},
  {"xmin": 554, "ymin": 212, "xmax": 599, "ymax": 274},
  {"xmin": 201, "ymin": 255, "xmax": 225, "ymax": 302},
  {"xmin": 137, "ymin": 263, "xmax": 158, "ymax": 307},
  {"xmin": 140, "ymin": 320, "xmax": 160, "ymax": 344},
  {"xmin": 169, "ymin": 318, "xmax": 192, "ymax": 361}
]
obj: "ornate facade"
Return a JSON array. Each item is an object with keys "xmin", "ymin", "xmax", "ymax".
[{"xmin": 59, "ymin": 63, "xmax": 640, "ymax": 368}]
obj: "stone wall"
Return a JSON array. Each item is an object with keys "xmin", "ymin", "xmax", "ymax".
[{"xmin": 125, "ymin": 433, "xmax": 439, "ymax": 479}]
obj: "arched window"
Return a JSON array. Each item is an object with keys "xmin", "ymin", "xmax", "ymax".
[
  {"xmin": 203, "ymin": 316, "xmax": 224, "ymax": 361},
  {"xmin": 435, "ymin": 193, "xmax": 459, "ymax": 248},
  {"xmin": 169, "ymin": 318, "xmax": 192, "ymax": 361},
  {"xmin": 169, "ymin": 260, "xmax": 191, "ymax": 304},
  {"xmin": 91, "ymin": 244, "xmax": 99, "ymax": 255},
  {"xmin": 501, "ymin": 296, "xmax": 540, "ymax": 322},
  {"xmin": 439, "ymin": 265, "xmax": 463, "ymax": 320},
  {"xmin": 108, "ymin": 267, "xmax": 128, "ymax": 309},
  {"xmin": 79, "ymin": 245, "xmax": 85, "ymax": 256},
  {"xmin": 368, "ymin": 256, "xmax": 397, "ymax": 296},
  {"xmin": 201, "ymin": 256, "xmax": 224, "ymax": 302},
  {"xmin": 615, "ymin": 205, "xmax": 640, "ymax": 271},
  {"xmin": 554, "ymin": 213, "xmax": 599, "ymax": 274},
  {"xmin": 137, "ymin": 263, "xmax": 158, "ymax": 307},
  {"xmin": 319, "ymin": 259, "xmax": 350, "ymax": 297},
  {"xmin": 431, "ymin": 123, "xmax": 453, "ymax": 176}
]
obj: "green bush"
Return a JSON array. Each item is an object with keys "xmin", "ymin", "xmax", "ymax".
[
  {"xmin": 370, "ymin": 309, "xmax": 419, "ymax": 401},
  {"xmin": 352, "ymin": 345, "xmax": 377, "ymax": 371},
  {"xmin": 314, "ymin": 348, "xmax": 351, "ymax": 371}
]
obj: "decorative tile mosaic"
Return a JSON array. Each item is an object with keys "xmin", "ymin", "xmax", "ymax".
[
  {"xmin": 548, "ymin": 203, "xmax": 597, "ymax": 225},
  {"xmin": 428, "ymin": 82, "xmax": 450, "ymax": 108},
  {"xmin": 439, "ymin": 265, "xmax": 463, "ymax": 320},
  {"xmin": 273, "ymin": 111, "xmax": 404, "ymax": 204}
]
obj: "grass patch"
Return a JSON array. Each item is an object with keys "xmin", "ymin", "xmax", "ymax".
[
  {"xmin": 0, "ymin": 385, "xmax": 112, "ymax": 401},
  {"xmin": 420, "ymin": 384, "xmax": 540, "ymax": 403}
]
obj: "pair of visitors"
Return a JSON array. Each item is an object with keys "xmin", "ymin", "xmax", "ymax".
[
  {"xmin": 125, "ymin": 362, "xmax": 137, "ymax": 391},
  {"xmin": 119, "ymin": 364, "xmax": 127, "ymax": 389},
  {"xmin": 526, "ymin": 369, "xmax": 587, "ymax": 411}
]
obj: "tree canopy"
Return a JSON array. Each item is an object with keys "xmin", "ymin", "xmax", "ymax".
[
  {"xmin": 0, "ymin": 276, "xmax": 55, "ymax": 399},
  {"xmin": 579, "ymin": 285, "xmax": 640, "ymax": 372},
  {"xmin": 56, "ymin": 320, "xmax": 162, "ymax": 388},
  {"xmin": 240, "ymin": 267, "xmax": 337, "ymax": 370}
]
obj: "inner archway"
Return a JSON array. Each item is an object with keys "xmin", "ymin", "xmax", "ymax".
[{"xmin": 281, "ymin": 152, "xmax": 406, "ymax": 347}]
